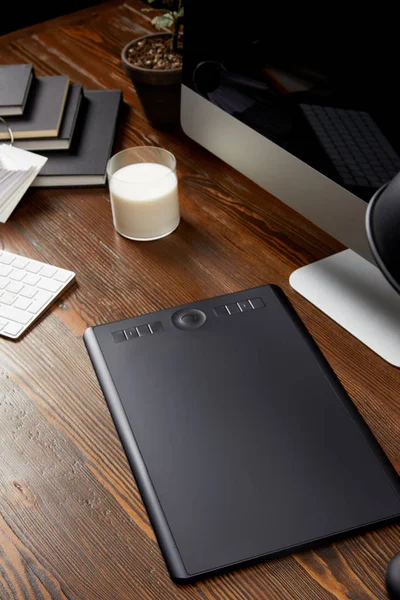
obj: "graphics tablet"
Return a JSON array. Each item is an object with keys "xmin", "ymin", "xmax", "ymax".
[{"xmin": 84, "ymin": 285, "xmax": 400, "ymax": 582}]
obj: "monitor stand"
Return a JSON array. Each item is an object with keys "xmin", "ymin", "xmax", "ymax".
[{"xmin": 289, "ymin": 249, "xmax": 400, "ymax": 367}]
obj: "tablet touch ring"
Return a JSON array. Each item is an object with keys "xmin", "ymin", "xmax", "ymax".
[{"xmin": 171, "ymin": 308, "xmax": 207, "ymax": 330}]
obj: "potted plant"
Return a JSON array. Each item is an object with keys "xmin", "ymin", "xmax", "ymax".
[{"xmin": 121, "ymin": 0, "xmax": 184, "ymax": 129}]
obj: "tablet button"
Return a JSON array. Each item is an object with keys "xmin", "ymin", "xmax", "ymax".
[
  {"xmin": 112, "ymin": 330, "xmax": 127, "ymax": 343},
  {"xmin": 125, "ymin": 327, "xmax": 138, "ymax": 340},
  {"xmin": 237, "ymin": 300, "xmax": 252, "ymax": 312},
  {"xmin": 149, "ymin": 321, "xmax": 163, "ymax": 334},
  {"xmin": 137, "ymin": 324, "xmax": 151, "ymax": 336},
  {"xmin": 249, "ymin": 297, "xmax": 265, "ymax": 309},
  {"xmin": 226, "ymin": 302, "xmax": 240, "ymax": 315}
]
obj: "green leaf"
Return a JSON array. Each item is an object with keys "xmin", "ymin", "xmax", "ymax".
[
  {"xmin": 177, "ymin": 6, "xmax": 184, "ymax": 18},
  {"xmin": 152, "ymin": 14, "xmax": 174, "ymax": 29},
  {"xmin": 143, "ymin": 7, "xmax": 171, "ymax": 13}
]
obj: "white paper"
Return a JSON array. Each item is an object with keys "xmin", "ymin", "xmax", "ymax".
[{"xmin": 0, "ymin": 144, "xmax": 47, "ymax": 223}]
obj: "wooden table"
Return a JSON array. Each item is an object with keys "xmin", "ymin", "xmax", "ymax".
[{"xmin": 1, "ymin": 2, "xmax": 399, "ymax": 598}]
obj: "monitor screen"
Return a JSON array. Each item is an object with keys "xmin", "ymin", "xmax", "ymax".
[{"xmin": 183, "ymin": 4, "xmax": 400, "ymax": 202}]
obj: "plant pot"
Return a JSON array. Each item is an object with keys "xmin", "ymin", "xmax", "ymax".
[{"xmin": 121, "ymin": 33, "xmax": 182, "ymax": 129}]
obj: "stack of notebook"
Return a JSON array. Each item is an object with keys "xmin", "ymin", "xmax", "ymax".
[{"xmin": 0, "ymin": 64, "xmax": 122, "ymax": 186}]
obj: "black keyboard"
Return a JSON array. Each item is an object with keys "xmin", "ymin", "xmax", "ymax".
[{"xmin": 300, "ymin": 104, "xmax": 400, "ymax": 189}]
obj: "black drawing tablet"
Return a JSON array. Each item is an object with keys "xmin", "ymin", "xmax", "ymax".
[{"xmin": 84, "ymin": 285, "xmax": 400, "ymax": 582}]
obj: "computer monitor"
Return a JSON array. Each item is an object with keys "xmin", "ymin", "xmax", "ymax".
[{"xmin": 180, "ymin": 1, "xmax": 400, "ymax": 366}]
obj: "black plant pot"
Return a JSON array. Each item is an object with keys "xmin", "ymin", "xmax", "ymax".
[{"xmin": 121, "ymin": 33, "xmax": 182, "ymax": 129}]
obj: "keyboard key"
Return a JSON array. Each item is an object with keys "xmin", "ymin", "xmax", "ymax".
[
  {"xmin": 27, "ymin": 291, "xmax": 53, "ymax": 314},
  {"xmin": 0, "ymin": 292, "xmax": 17, "ymax": 305},
  {"xmin": 53, "ymin": 269, "xmax": 73, "ymax": 283},
  {"xmin": 2, "ymin": 321, "xmax": 23, "ymax": 337},
  {"xmin": 12, "ymin": 256, "xmax": 30, "ymax": 269},
  {"xmin": 20, "ymin": 285, "xmax": 38, "ymax": 299},
  {"xmin": 0, "ymin": 316, "xmax": 7, "ymax": 330},
  {"xmin": 0, "ymin": 305, "xmax": 31, "ymax": 324},
  {"xmin": 9, "ymin": 269, "xmax": 26, "ymax": 282},
  {"xmin": 23, "ymin": 273, "xmax": 41, "ymax": 286},
  {"xmin": 0, "ymin": 264, "xmax": 12, "ymax": 277},
  {"xmin": 37, "ymin": 278, "xmax": 62, "ymax": 294},
  {"xmin": 0, "ymin": 252, "xmax": 15, "ymax": 265},
  {"xmin": 39, "ymin": 265, "xmax": 58, "ymax": 278},
  {"xmin": 14, "ymin": 297, "xmax": 32, "ymax": 311},
  {"xmin": 6, "ymin": 281, "xmax": 24, "ymax": 294},
  {"xmin": 0, "ymin": 277, "xmax": 9, "ymax": 289},
  {"xmin": 25, "ymin": 261, "xmax": 43, "ymax": 274}
]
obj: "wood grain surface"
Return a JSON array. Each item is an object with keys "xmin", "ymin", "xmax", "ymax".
[{"xmin": 1, "ymin": 1, "xmax": 400, "ymax": 598}]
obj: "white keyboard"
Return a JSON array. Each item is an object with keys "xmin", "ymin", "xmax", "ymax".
[{"xmin": 0, "ymin": 250, "xmax": 75, "ymax": 339}]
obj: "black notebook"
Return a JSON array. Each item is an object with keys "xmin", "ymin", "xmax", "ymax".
[
  {"xmin": 32, "ymin": 89, "xmax": 122, "ymax": 187},
  {"xmin": 84, "ymin": 285, "xmax": 400, "ymax": 582},
  {"xmin": 15, "ymin": 83, "xmax": 82, "ymax": 151},
  {"xmin": 0, "ymin": 64, "xmax": 33, "ymax": 116},
  {"xmin": 0, "ymin": 75, "xmax": 69, "ymax": 139}
]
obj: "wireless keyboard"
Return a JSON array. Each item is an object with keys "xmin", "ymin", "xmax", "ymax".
[{"xmin": 0, "ymin": 250, "xmax": 75, "ymax": 339}]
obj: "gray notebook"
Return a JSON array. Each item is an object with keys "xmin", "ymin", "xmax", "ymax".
[
  {"xmin": 0, "ymin": 75, "xmax": 69, "ymax": 139},
  {"xmin": 15, "ymin": 84, "xmax": 82, "ymax": 150},
  {"xmin": 32, "ymin": 89, "xmax": 122, "ymax": 187},
  {"xmin": 0, "ymin": 64, "xmax": 33, "ymax": 116}
]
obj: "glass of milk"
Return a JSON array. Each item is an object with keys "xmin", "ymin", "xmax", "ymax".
[{"xmin": 107, "ymin": 146, "xmax": 180, "ymax": 241}]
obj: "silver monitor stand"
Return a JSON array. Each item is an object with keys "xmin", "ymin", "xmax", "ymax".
[{"xmin": 290, "ymin": 250, "xmax": 400, "ymax": 367}]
